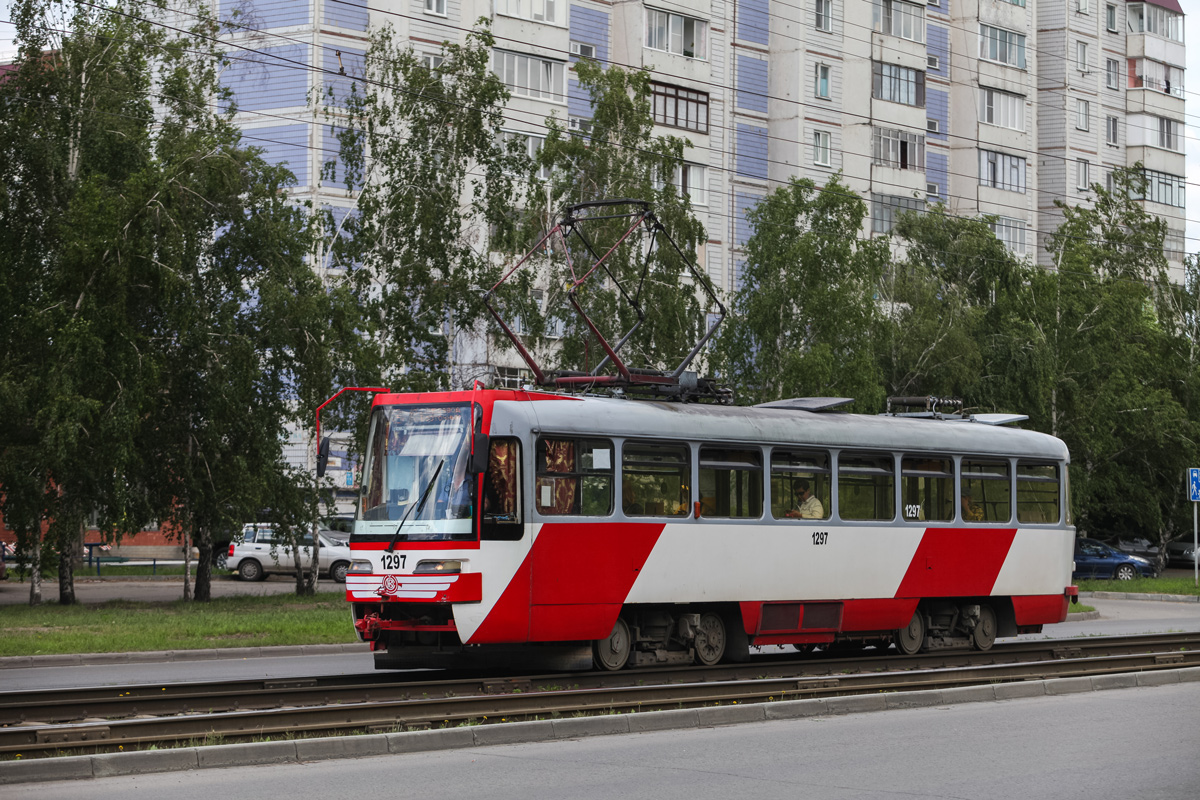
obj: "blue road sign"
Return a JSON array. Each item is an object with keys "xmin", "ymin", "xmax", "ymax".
[{"xmin": 1191, "ymin": 468, "xmax": 1200, "ymax": 503}]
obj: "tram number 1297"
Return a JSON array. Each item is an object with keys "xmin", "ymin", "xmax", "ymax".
[
  {"xmin": 381, "ymin": 553, "xmax": 406, "ymax": 570},
  {"xmin": 811, "ymin": 531, "xmax": 829, "ymax": 546}
]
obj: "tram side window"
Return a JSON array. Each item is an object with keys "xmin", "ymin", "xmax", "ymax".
[
  {"xmin": 961, "ymin": 460, "xmax": 1011, "ymax": 523},
  {"xmin": 534, "ymin": 437, "xmax": 614, "ymax": 516},
  {"xmin": 622, "ymin": 442, "xmax": 690, "ymax": 517},
  {"xmin": 838, "ymin": 453, "xmax": 895, "ymax": 521},
  {"xmin": 699, "ymin": 447, "xmax": 763, "ymax": 518},
  {"xmin": 770, "ymin": 450, "xmax": 830, "ymax": 520},
  {"xmin": 482, "ymin": 438, "xmax": 523, "ymax": 541},
  {"xmin": 901, "ymin": 457, "xmax": 953, "ymax": 522},
  {"xmin": 1016, "ymin": 462, "xmax": 1060, "ymax": 524}
]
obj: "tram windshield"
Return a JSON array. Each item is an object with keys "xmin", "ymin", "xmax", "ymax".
[{"xmin": 359, "ymin": 404, "xmax": 475, "ymax": 541}]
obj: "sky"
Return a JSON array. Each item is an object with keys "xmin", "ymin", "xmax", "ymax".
[{"xmin": 0, "ymin": 3, "xmax": 1197, "ymax": 257}]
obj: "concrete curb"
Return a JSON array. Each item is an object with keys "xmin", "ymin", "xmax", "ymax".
[
  {"xmin": 1079, "ymin": 591, "xmax": 1199, "ymax": 603},
  {"xmin": 4, "ymin": 666, "xmax": 1197, "ymax": 786},
  {"xmin": 0, "ymin": 643, "xmax": 368, "ymax": 670}
]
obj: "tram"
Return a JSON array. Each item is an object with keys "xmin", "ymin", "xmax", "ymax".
[{"xmin": 332, "ymin": 389, "xmax": 1077, "ymax": 671}]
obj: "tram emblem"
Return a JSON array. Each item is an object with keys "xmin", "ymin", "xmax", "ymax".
[{"xmin": 378, "ymin": 574, "xmax": 400, "ymax": 596}]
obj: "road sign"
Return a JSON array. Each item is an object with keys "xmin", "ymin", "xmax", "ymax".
[{"xmin": 1191, "ymin": 468, "xmax": 1200, "ymax": 503}]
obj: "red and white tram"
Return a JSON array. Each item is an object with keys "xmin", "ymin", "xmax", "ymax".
[{"xmin": 338, "ymin": 389, "xmax": 1076, "ymax": 671}]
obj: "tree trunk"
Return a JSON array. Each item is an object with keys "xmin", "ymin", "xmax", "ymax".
[
  {"xmin": 27, "ymin": 534, "xmax": 42, "ymax": 607},
  {"xmin": 194, "ymin": 525, "xmax": 212, "ymax": 602},
  {"xmin": 57, "ymin": 523, "xmax": 79, "ymax": 605},
  {"xmin": 182, "ymin": 525, "xmax": 192, "ymax": 601}
]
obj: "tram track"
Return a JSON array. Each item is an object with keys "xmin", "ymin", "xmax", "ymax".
[{"xmin": 4, "ymin": 633, "xmax": 1198, "ymax": 757}]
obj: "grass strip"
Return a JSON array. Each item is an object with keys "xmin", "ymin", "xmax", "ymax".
[
  {"xmin": 1075, "ymin": 576, "xmax": 1200, "ymax": 596},
  {"xmin": 0, "ymin": 593, "xmax": 356, "ymax": 657}
]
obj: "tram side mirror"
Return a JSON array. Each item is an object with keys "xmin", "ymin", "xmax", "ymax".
[
  {"xmin": 468, "ymin": 433, "xmax": 490, "ymax": 474},
  {"xmin": 316, "ymin": 436, "xmax": 331, "ymax": 478}
]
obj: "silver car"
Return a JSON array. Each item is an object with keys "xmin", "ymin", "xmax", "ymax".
[
  {"xmin": 228, "ymin": 524, "xmax": 352, "ymax": 583},
  {"xmin": 1166, "ymin": 538, "xmax": 1197, "ymax": 568}
]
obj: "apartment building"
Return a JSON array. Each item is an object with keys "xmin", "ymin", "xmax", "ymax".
[{"xmin": 212, "ymin": 0, "xmax": 1187, "ymax": 316}]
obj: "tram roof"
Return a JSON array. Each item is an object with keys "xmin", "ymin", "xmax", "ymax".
[{"xmin": 505, "ymin": 393, "xmax": 1070, "ymax": 462}]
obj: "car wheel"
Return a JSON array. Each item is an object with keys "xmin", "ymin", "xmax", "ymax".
[
  {"xmin": 213, "ymin": 551, "xmax": 228, "ymax": 570},
  {"xmin": 1115, "ymin": 564, "xmax": 1136, "ymax": 581},
  {"xmin": 238, "ymin": 559, "xmax": 264, "ymax": 582},
  {"xmin": 330, "ymin": 561, "xmax": 349, "ymax": 583}
]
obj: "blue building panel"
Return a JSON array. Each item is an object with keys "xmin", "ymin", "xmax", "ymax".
[
  {"xmin": 325, "ymin": 0, "xmax": 368, "ymax": 30},
  {"xmin": 736, "ymin": 0, "xmax": 769, "ymax": 45},
  {"xmin": 323, "ymin": 205, "xmax": 359, "ymax": 270},
  {"xmin": 926, "ymin": 152, "xmax": 948, "ymax": 201},
  {"xmin": 926, "ymin": 87, "xmax": 949, "ymax": 142},
  {"xmin": 242, "ymin": 124, "xmax": 310, "ymax": 187},
  {"xmin": 926, "ymin": 0, "xmax": 948, "ymax": 14},
  {"xmin": 320, "ymin": 124, "xmax": 356, "ymax": 190},
  {"xmin": 322, "ymin": 46, "xmax": 366, "ymax": 109},
  {"xmin": 222, "ymin": 44, "xmax": 310, "ymax": 111},
  {"xmin": 735, "ymin": 124, "xmax": 769, "ymax": 181},
  {"xmin": 735, "ymin": 55, "xmax": 768, "ymax": 114},
  {"xmin": 926, "ymin": 25, "xmax": 949, "ymax": 78},
  {"xmin": 734, "ymin": 192, "xmax": 761, "ymax": 249},
  {"xmin": 219, "ymin": 0, "xmax": 310, "ymax": 28},
  {"xmin": 568, "ymin": 79, "xmax": 591, "ymax": 119},
  {"xmin": 568, "ymin": 6, "xmax": 611, "ymax": 64}
]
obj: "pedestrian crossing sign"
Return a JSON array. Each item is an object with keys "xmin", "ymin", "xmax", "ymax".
[{"xmin": 1191, "ymin": 468, "xmax": 1200, "ymax": 503}]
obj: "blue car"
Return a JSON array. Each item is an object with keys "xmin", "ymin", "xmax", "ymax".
[{"xmin": 1074, "ymin": 538, "xmax": 1156, "ymax": 580}]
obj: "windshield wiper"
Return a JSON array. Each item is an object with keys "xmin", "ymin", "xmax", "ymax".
[{"xmin": 386, "ymin": 459, "xmax": 444, "ymax": 553}]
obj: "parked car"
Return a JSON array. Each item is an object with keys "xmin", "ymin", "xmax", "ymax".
[
  {"xmin": 1166, "ymin": 538, "xmax": 1197, "ymax": 568},
  {"xmin": 228, "ymin": 524, "xmax": 352, "ymax": 583},
  {"xmin": 1073, "ymin": 538, "xmax": 1156, "ymax": 580},
  {"xmin": 1112, "ymin": 537, "xmax": 1162, "ymax": 564}
]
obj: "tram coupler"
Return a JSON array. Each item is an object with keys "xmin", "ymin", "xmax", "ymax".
[{"xmin": 355, "ymin": 613, "xmax": 381, "ymax": 641}]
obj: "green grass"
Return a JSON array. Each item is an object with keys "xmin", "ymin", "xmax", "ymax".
[
  {"xmin": 1068, "ymin": 603, "xmax": 1096, "ymax": 614},
  {"xmin": 0, "ymin": 593, "xmax": 356, "ymax": 657},
  {"xmin": 1076, "ymin": 576, "xmax": 1200, "ymax": 596}
]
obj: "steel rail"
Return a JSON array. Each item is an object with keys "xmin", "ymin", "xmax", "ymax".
[
  {"xmin": 2, "ymin": 634, "xmax": 1198, "ymax": 756},
  {"xmin": 3, "ymin": 633, "xmax": 1198, "ymax": 727}
]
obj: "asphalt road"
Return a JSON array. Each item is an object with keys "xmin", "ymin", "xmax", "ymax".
[
  {"xmin": 0, "ymin": 573, "xmax": 321, "ymax": 605},
  {"xmin": 8, "ymin": 682, "xmax": 1198, "ymax": 800}
]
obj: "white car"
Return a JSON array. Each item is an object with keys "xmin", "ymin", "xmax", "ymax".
[{"xmin": 228, "ymin": 524, "xmax": 352, "ymax": 583}]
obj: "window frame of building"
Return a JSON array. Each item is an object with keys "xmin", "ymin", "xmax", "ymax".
[
  {"xmin": 979, "ymin": 24, "xmax": 1027, "ymax": 69},
  {"xmin": 646, "ymin": 8, "xmax": 708, "ymax": 60},
  {"xmin": 871, "ymin": 193, "xmax": 925, "ymax": 233},
  {"xmin": 1106, "ymin": 115, "xmax": 1118, "ymax": 145},
  {"xmin": 815, "ymin": 0, "xmax": 833, "ymax": 32},
  {"xmin": 496, "ymin": 0, "xmax": 562, "ymax": 25},
  {"xmin": 990, "ymin": 217, "xmax": 1027, "ymax": 256},
  {"xmin": 872, "ymin": 126, "xmax": 926, "ymax": 171},
  {"xmin": 1139, "ymin": 169, "xmax": 1186, "ymax": 207},
  {"xmin": 1105, "ymin": 3, "xmax": 1118, "ymax": 31},
  {"xmin": 1077, "ymin": 0, "xmax": 1089, "ymax": 14},
  {"xmin": 657, "ymin": 162, "xmax": 708, "ymax": 206},
  {"xmin": 979, "ymin": 87, "xmax": 1024, "ymax": 131},
  {"xmin": 926, "ymin": 118, "xmax": 939, "ymax": 133},
  {"xmin": 1105, "ymin": 59, "xmax": 1120, "ymax": 89},
  {"xmin": 815, "ymin": 63, "xmax": 831, "ymax": 99},
  {"xmin": 494, "ymin": 50, "xmax": 566, "ymax": 103},
  {"xmin": 872, "ymin": 0, "xmax": 925, "ymax": 44},
  {"xmin": 424, "ymin": 0, "xmax": 446, "ymax": 16},
  {"xmin": 979, "ymin": 149, "xmax": 1027, "ymax": 193},
  {"xmin": 1075, "ymin": 99, "xmax": 1090, "ymax": 131},
  {"xmin": 494, "ymin": 365, "xmax": 533, "ymax": 389},
  {"xmin": 650, "ymin": 81, "xmax": 710, "ymax": 133},
  {"xmin": 1127, "ymin": 3, "xmax": 1183, "ymax": 43},
  {"xmin": 1158, "ymin": 117, "xmax": 1181, "ymax": 152},
  {"xmin": 1076, "ymin": 41, "xmax": 1089, "ymax": 73},
  {"xmin": 1127, "ymin": 58, "xmax": 1183, "ymax": 98},
  {"xmin": 1077, "ymin": 159, "xmax": 1090, "ymax": 191},
  {"xmin": 872, "ymin": 61, "xmax": 926, "ymax": 107},
  {"xmin": 813, "ymin": 130, "xmax": 832, "ymax": 166}
]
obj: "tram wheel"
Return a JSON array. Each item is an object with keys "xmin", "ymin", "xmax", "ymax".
[
  {"xmin": 895, "ymin": 610, "xmax": 925, "ymax": 656},
  {"xmin": 694, "ymin": 612, "xmax": 727, "ymax": 666},
  {"xmin": 593, "ymin": 617, "xmax": 631, "ymax": 671},
  {"xmin": 971, "ymin": 605, "xmax": 997, "ymax": 651}
]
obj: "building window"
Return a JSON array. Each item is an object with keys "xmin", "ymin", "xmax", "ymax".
[
  {"xmin": 1077, "ymin": 159, "xmax": 1090, "ymax": 190},
  {"xmin": 1106, "ymin": 59, "xmax": 1120, "ymax": 89},
  {"xmin": 1127, "ymin": 3, "xmax": 1183, "ymax": 43},
  {"xmin": 1127, "ymin": 58, "xmax": 1184, "ymax": 98},
  {"xmin": 494, "ymin": 366, "xmax": 533, "ymax": 389},
  {"xmin": 926, "ymin": 182, "xmax": 940, "ymax": 198},
  {"xmin": 815, "ymin": 0, "xmax": 832, "ymax": 32},
  {"xmin": 979, "ymin": 149, "xmax": 1027, "ymax": 193},
  {"xmin": 872, "ymin": 0, "xmax": 925, "ymax": 44},
  {"xmin": 927, "ymin": 54, "xmax": 939, "ymax": 70},
  {"xmin": 926, "ymin": 118, "xmax": 939, "ymax": 133},
  {"xmin": 1076, "ymin": 41, "xmax": 1089, "ymax": 72},
  {"xmin": 1158, "ymin": 117, "xmax": 1181, "ymax": 151},
  {"xmin": 871, "ymin": 194, "xmax": 925, "ymax": 234},
  {"xmin": 1165, "ymin": 230, "xmax": 1184, "ymax": 262},
  {"xmin": 1139, "ymin": 169, "xmax": 1186, "ymax": 207},
  {"xmin": 1106, "ymin": 3, "xmax": 1118, "ymax": 31},
  {"xmin": 646, "ymin": 8, "xmax": 708, "ymax": 59},
  {"xmin": 1077, "ymin": 0, "xmax": 1089, "ymax": 14},
  {"xmin": 979, "ymin": 87, "xmax": 1023, "ymax": 131},
  {"xmin": 503, "ymin": 131, "xmax": 553, "ymax": 180},
  {"xmin": 980, "ymin": 24, "xmax": 1026, "ymax": 69},
  {"xmin": 658, "ymin": 162, "xmax": 708, "ymax": 206},
  {"xmin": 650, "ymin": 82, "xmax": 709, "ymax": 133},
  {"xmin": 497, "ymin": 0, "xmax": 560, "ymax": 24},
  {"xmin": 990, "ymin": 217, "xmax": 1027, "ymax": 256},
  {"xmin": 872, "ymin": 61, "xmax": 925, "ymax": 107},
  {"xmin": 1106, "ymin": 115, "xmax": 1118, "ymax": 145},
  {"xmin": 815, "ymin": 63, "xmax": 831, "ymax": 98},
  {"xmin": 1075, "ymin": 99, "xmax": 1089, "ymax": 131},
  {"xmin": 1000, "ymin": 0, "xmax": 1024, "ymax": 5},
  {"xmin": 813, "ymin": 130, "xmax": 832, "ymax": 166},
  {"xmin": 425, "ymin": 0, "xmax": 446, "ymax": 15},
  {"xmin": 872, "ymin": 127, "xmax": 925, "ymax": 171},
  {"xmin": 494, "ymin": 51, "xmax": 565, "ymax": 102},
  {"xmin": 421, "ymin": 53, "xmax": 445, "ymax": 71}
]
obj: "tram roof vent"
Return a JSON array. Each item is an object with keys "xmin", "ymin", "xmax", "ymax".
[
  {"xmin": 754, "ymin": 397, "xmax": 854, "ymax": 412},
  {"xmin": 968, "ymin": 413, "xmax": 1029, "ymax": 426}
]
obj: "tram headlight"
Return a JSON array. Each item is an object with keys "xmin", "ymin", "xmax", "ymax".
[
  {"xmin": 350, "ymin": 559, "xmax": 373, "ymax": 574},
  {"xmin": 414, "ymin": 559, "xmax": 462, "ymax": 574}
]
